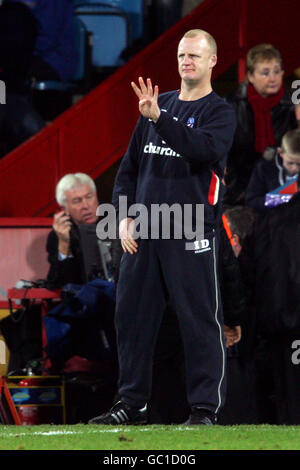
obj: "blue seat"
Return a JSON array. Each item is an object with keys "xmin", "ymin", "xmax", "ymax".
[
  {"xmin": 74, "ymin": 3, "xmax": 130, "ymax": 68},
  {"xmin": 76, "ymin": 0, "xmax": 145, "ymax": 41},
  {"xmin": 116, "ymin": 0, "xmax": 145, "ymax": 41},
  {"xmin": 34, "ymin": 16, "xmax": 88, "ymax": 92}
]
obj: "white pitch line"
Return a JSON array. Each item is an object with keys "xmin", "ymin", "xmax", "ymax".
[
  {"xmin": 0, "ymin": 426, "xmax": 201, "ymax": 438},
  {"xmin": 0, "ymin": 428, "xmax": 148, "ymax": 438},
  {"xmin": 0, "ymin": 425, "xmax": 292, "ymax": 439}
]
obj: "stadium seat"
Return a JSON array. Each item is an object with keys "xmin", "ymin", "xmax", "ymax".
[
  {"xmin": 116, "ymin": 0, "xmax": 145, "ymax": 41},
  {"xmin": 76, "ymin": 0, "xmax": 145, "ymax": 41},
  {"xmin": 74, "ymin": 3, "xmax": 130, "ymax": 68},
  {"xmin": 33, "ymin": 16, "xmax": 89, "ymax": 92}
]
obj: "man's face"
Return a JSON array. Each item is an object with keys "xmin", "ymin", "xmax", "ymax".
[
  {"xmin": 248, "ymin": 59, "xmax": 283, "ymax": 97},
  {"xmin": 64, "ymin": 184, "xmax": 99, "ymax": 225},
  {"xmin": 177, "ymin": 35, "xmax": 217, "ymax": 85},
  {"xmin": 280, "ymin": 150, "xmax": 300, "ymax": 176}
]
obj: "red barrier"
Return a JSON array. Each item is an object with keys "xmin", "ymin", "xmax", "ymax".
[{"xmin": 0, "ymin": 218, "xmax": 52, "ymax": 300}]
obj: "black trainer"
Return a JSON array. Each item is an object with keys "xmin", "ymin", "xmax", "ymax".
[
  {"xmin": 88, "ymin": 401, "xmax": 147, "ymax": 425},
  {"xmin": 184, "ymin": 407, "xmax": 217, "ymax": 425}
]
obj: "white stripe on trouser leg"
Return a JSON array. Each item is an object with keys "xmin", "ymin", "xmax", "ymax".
[{"xmin": 212, "ymin": 236, "xmax": 226, "ymax": 414}]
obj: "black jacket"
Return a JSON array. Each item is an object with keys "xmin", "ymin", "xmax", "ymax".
[
  {"xmin": 46, "ymin": 223, "xmax": 84, "ymax": 288},
  {"xmin": 254, "ymin": 192, "xmax": 300, "ymax": 336},
  {"xmin": 223, "ymin": 82, "xmax": 297, "ymax": 206},
  {"xmin": 46, "ymin": 223, "xmax": 122, "ymax": 288}
]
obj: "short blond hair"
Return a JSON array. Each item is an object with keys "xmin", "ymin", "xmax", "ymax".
[
  {"xmin": 281, "ymin": 129, "xmax": 300, "ymax": 156},
  {"xmin": 182, "ymin": 29, "xmax": 217, "ymax": 55}
]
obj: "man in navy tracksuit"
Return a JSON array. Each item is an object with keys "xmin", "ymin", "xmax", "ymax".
[{"xmin": 89, "ymin": 29, "xmax": 236, "ymax": 425}]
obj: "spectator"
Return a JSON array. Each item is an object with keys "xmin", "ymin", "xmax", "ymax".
[
  {"xmin": 45, "ymin": 172, "xmax": 120, "ymax": 356},
  {"xmin": 246, "ymin": 129, "xmax": 300, "ymax": 212},
  {"xmin": 46, "ymin": 173, "xmax": 100, "ymax": 288},
  {"xmin": 47, "ymin": 172, "xmax": 121, "ymax": 288},
  {"xmin": 225, "ymin": 205, "xmax": 278, "ymax": 424},
  {"xmin": 218, "ymin": 206, "xmax": 258, "ymax": 424},
  {"xmin": 0, "ymin": 173, "xmax": 105, "ymax": 376},
  {"xmin": 223, "ymin": 205, "xmax": 256, "ymax": 258},
  {"xmin": 45, "ymin": 173, "xmax": 120, "ymax": 420},
  {"xmin": 224, "ymin": 43, "xmax": 298, "ymax": 207}
]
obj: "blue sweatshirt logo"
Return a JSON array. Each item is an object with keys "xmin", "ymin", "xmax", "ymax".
[{"xmin": 187, "ymin": 117, "xmax": 195, "ymax": 128}]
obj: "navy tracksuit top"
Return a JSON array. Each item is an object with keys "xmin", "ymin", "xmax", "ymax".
[{"xmin": 113, "ymin": 90, "xmax": 236, "ymax": 232}]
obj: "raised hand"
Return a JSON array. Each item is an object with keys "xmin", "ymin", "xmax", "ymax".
[
  {"xmin": 131, "ymin": 77, "xmax": 160, "ymax": 122},
  {"xmin": 53, "ymin": 210, "xmax": 72, "ymax": 255}
]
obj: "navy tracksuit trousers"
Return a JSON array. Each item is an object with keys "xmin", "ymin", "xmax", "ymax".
[{"xmin": 115, "ymin": 233, "xmax": 226, "ymax": 414}]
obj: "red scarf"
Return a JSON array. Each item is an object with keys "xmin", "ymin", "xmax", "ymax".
[{"xmin": 247, "ymin": 83, "xmax": 285, "ymax": 153}]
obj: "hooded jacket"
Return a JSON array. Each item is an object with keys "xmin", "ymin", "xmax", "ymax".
[{"xmin": 245, "ymin": 149, "xmax": 296, "ymax": 212}]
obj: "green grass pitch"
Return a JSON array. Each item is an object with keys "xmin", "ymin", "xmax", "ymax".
[{"xmin": 0, "ymin": 424, "xmax": 299, "ymax": 450}]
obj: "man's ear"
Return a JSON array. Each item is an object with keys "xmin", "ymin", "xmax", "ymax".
[{"xmin": 210, "ymin": 54, "xmax": 217, "ymax": 69}]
